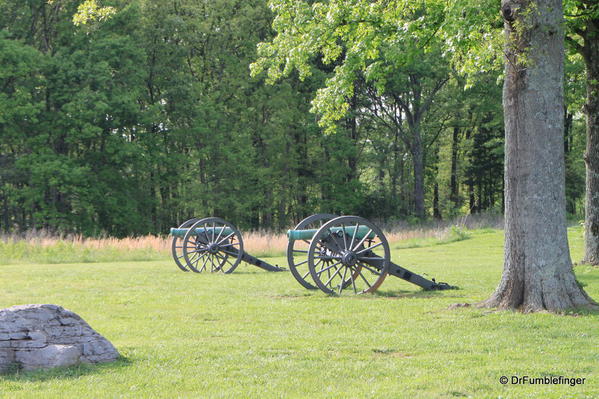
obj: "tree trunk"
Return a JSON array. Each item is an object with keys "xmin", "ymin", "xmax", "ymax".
[
  {"xmin": 1, "ymin": 190, "xmax": 8, "ymax": 232},
  {"xmin": 582, "ymin": 19, "xmax": 599, "ymax": 265},
  {"xmin": 483, "ymin": 0, "xmax": 596, "ymax": 311},
  {"xmin": 468, "ymin": 181, "xmax": 476, "ymax": 213},
  {"xmin": 411, "ymin": 126, "xmax": 425, "ymax": 219},
  {"xmin": 433, "ymin": 182, "xmax": 441, "ymax": 219},
  {"xmin": 450, "ymin": 126, "xmax": 460, "ymax": 209},
  {"xmin": 563, "ymin": 106, "xmax": 573, "ymax": 154}
]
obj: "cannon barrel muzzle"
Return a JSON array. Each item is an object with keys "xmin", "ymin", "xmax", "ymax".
[{"xmin": 287, "ymin": 225, "xmax": 375, "ymax": 241}]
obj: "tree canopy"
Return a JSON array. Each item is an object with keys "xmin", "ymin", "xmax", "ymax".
[{"xmin": 0, "ymin": 0, "xmax": 589, "ymax": 237}]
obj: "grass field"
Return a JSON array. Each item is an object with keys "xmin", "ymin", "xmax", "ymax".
[{"xmin": 1, "ymin": 228, "xmax": 597, "ymax": 398}]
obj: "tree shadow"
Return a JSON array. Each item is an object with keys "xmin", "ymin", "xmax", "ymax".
[
  {"xmin": 0, "ymin": 356, "xmax": 132, "ymax": 382},
  {"xmin": 565, "ymin": 306, "xmax": 599, "ymax": 317}
]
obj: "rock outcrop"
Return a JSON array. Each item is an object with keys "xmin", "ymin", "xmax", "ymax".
[{"xmin": 0, "ymin": 304, "xmax": 119, "ymax": 372}]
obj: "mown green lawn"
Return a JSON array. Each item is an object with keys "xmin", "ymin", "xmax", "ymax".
[{"xmin": 1, "ymin": 228, "xmax": 597, "ymax": 398}]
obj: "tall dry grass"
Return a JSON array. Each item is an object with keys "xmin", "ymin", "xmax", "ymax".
[
  {"xmin": 0, "ymin": 230, "xmax": 169, "ymax": 264},
  {"xmin": 0, "ymin": 212, "xmax": 503, "ymax": 264}
]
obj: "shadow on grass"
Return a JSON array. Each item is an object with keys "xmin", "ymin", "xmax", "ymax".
[
  {"xmin": 392, "ymin": 234, "xmax": 471, "ymax": 251},
  {"xmin": 0, "ymin": 356, "xmax": 132, "ymax": 382},
  {"xmin": 565, "ymin": 306, "xmax": 599, "ymax": 317},
  {"xmin": 267, "ymin": 292, "xmax": 319, "ymax": 299},
  {"xmin": 175, "ymin": 270, "xmax": 288, "ymax": 276},
  {"xmin": 371, "ymin": 288, "xmax": 465, "ymax": 299}
]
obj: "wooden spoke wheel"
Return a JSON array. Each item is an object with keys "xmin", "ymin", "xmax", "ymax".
[
  {"xmin": 183, "ymin": 217, "xmax": 244, "ymax": 274},
  {"xmin": 308, "ymin": 216, "xmax": 389, "ymax": 295},
  {"xmin": 171, "ymin": 218, "xmax": 200, "ymax": 272},
  {"xmin": 287, "ymin": 213, "xmax": 337, "ymax": 289}
]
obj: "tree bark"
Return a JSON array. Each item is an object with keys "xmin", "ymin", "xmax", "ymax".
[
  {"xmin": 411, "ymin": 124, "xmax": 425, "ymax": 219},
  {"xmin": 482, "ymin": 0, "xmax": 596, "ymax": 311},
  {"xmin": 581, "ymin": 18, "xmax": 599, "ymax": 265},
  {"xmin": 450, "ymin": 126, "xmax": 460, "ymax": 209},
  {"xmin": 433, "ymin": 182, "xmax": 441, "ymax": 219}
]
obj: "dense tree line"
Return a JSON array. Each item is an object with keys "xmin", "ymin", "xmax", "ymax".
[{"xmin": 0, "ymin": 0, "xmax": 588, "ymax": 236}]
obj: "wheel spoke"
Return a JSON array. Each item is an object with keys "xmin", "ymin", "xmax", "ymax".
[
  {"xmin": 353, "ymin": 265, "xmax": 372, "ymax": 288},
  {"xmin": 324, "ymin": 264, "xmax": 344, "ymax": 287},
  {"xmin": 188, "ymin": 248, "xmax": 207, "ymax": 254},
  {"xmin": 213, "ymin": 252, "xmax": 228, "ymax": 271},
  {"xmin": 189, "ymin": 252, "xmax": 201, "ymax": 267},
  {"xmin": 357, "ymin": 261, "xmax": 382, "ymax": 276},
  {"xmin": 315, "ymin": 260, "xmax": 343, "ymax": 275},
  {"xmin": 338, "ymin": 266, "xmax": 349, "ymax": 294},
  {"xmin": 214, "ymin": 223, "xmax": 225, "ymax": 244},
  {"xmin": 349, "ymin": 222, "xmax": 359, "ymax": 251},
  {"xmin": 203, "ymin": 223, "xmax": 209, "ymax": 242},
  {"xmin": 187, "ymin": 251, "xmax": 200, "ymax": 263},
  {"xmin": 199, "ymin": 254, "xmax": 209, "ymax": 272},
  {"xmin": 352, "ymin": 229, "xmax": 373, "ymax": 252},
  {"xmin": 341, "ymin": 223, "xmax": 348, "ymax": 251},
  {"xmin": 294, "ymin": 259, "xmax": 308, "ymax": 267},
  {"xmin": 355, "ymin": 242, "xmax": 383, "ymax": 255},
  {"xmin": 217, "ymin": 252, "xmax": 234, "ymax": 270},
  {"xmin": 216, "ymin": 232, "xmax": 235, "ymax": 246},
  {"xmin": 349, "ymin": 266, "xmax": 358, "ymax": 294}
]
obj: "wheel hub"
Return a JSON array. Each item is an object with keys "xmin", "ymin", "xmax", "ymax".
[
  {"xmin": 207, "ymin": 243, "xmax": 220, "ymax": 254},
  {"xmin": 341, "ymin": 250, "xmax": 358, "ymax": 266}
]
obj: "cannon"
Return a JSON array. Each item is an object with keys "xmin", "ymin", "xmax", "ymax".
[
  {"xmin": 170, "ymin": 216, "xmax": 284, "ymax": 273},
  {"xmin": 287, "ymin": 215, "xmax": 456, "ymax": 295}
]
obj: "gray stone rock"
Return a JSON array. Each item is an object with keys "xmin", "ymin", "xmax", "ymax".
[
  {"xmin": 0, "ymin": 349, "xmax": 15, "ymax": 373},
  {"xmin": 16, "ymin": 345, "xmax": 82, "ymax": 371},
  {"xmin": 0, "ymin": 304, "xmax": 119, "ymax": 372}
]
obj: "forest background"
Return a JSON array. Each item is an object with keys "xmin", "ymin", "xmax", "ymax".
[{"xmin": 0, "ymin": 0, "xmax": 588, "ymax": 237}]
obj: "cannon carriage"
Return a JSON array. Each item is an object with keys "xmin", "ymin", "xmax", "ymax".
[
  {"xmin": 287, "ymin": 215, "xmax": 456, "ymax": 295},
  {"xmin": 170, "ymin": 216, "xmax": 284, "ymax": 274}
]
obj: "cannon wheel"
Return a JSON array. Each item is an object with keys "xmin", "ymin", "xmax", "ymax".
[
  {"xmin": 287, "ymin": 213, "xmax": 337, "ymax": 289},
  {"xmin": 171, "ymin": 217, "xmax": 201, "ymax": 272},
  {"xmin": 308, "ymin": 216, "xmax": 389, "ymax": 295},
  {"xmin": 182, "ymin": 217, "xmax": 244, "ymax": 274}
]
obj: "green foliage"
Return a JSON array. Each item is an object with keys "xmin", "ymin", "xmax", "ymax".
[
  {"xmin": 0, "ymin": 0, "xmax": 589, "ymax": 234},
  {"xmin": 440, "ymin": 0, "xmax": 503, "ymax": 80},
  {"xmin": 252, "ymin": 0, "xmax": 449, "ymax": 131},
  {"xmin": 72, "ymin": 0, "xmax": 117, "ymax": 26}
]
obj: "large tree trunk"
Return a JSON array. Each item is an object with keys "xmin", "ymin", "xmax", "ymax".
[
  {"xmin": 483, "ymin": 0, "xmax": 595, "ymax": 311},
  {"xmin": 582, "ymin": 19, "xmax": 599, "ymax": 265}
]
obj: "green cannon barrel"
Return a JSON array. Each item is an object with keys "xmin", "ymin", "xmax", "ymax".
[
  {"xmin": 287, "ymin": 225, "xmax": 375, "ymax": 241},
  {"xmin": 170, "ymin": 227, "xmax": 234, "ymax": 238}
]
